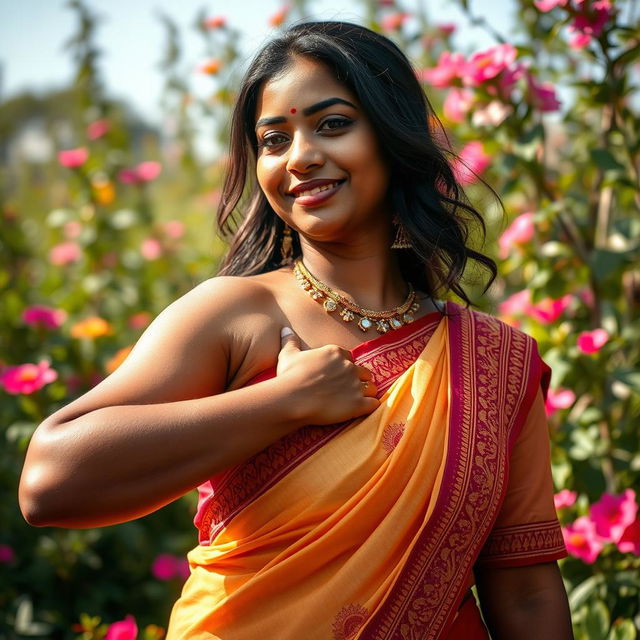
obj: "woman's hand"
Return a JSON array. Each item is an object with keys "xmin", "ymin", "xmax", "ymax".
[{"xmin": 277, "ymin": 327, "xmax": 380, "ymax": 425}]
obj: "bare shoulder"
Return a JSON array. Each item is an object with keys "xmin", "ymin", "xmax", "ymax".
[{"xmin": 46, "ymin": 274, "xmax": 282, "ymax": 426}]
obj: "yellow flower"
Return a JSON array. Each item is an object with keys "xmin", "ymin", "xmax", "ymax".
[
  {"xmin": 70, "ymin": 317, "xmax": 113, "ymax": 339},
  {"xmin": 105, "ymin": 345, "xmax": 133, "ymax": 374},
  {"xmin": 92, "ymin": 176, "xmax": 115, "ymax": 205}
]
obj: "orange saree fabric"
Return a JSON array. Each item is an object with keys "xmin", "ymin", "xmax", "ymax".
[{"xmin": 167, "ymin": 303, "xmax": 566, "ymax": 640}]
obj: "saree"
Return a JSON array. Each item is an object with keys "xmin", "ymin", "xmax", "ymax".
[{"xmin": 167, "ymin": 302, "xmax": 566, "ymax": 639}]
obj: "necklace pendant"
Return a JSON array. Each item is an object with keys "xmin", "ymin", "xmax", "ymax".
[
  {"xmin": 402, "ymin": 312, "xmax": 414, "ymax": 324},
  {"xmin": 340, "ymin": 309, "xmax": 355, "ymax": 322},
  {"xmin": 389, "ymin": 317, "xmax": 403, "ymax": 330},
  {"xmin": 323, "ymin": 299, "xmax": 338, "ymax": 312},
  {"xmin": 358, "ymin": 316, "xmax": 373, "ymax": 332},
  {"xmin": 376, "ymin": 320, "xmax": 390, "ymax": 333}
]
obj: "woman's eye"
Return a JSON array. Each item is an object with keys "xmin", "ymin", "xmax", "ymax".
[
  {"xmin": 319, "ymin": 117, "xmax": 352, "ymax": 132},
  {"xmin": 260, "ymin": 133, "xmax": 289, "ymax": 148}
]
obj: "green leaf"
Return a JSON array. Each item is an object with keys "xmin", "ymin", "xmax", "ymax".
[
  {"xmin": 569, "ymin": 575, "xmax": 603, "ymax": 611},
  {"xmin": 585, "ymin": 599, "xmax": 610, "ymax": 640},
  {"xmin": 590, "ymin": 149, "xmax": 626, "ymax": 172},
  {"xmin": 590, "ymin": 249, "xmax": 628, "ymax": 283},
  {"xmin": 608, "ymin": 619, "xmax": 637, "ymax": 640},
  {"xmin": 612, "ymin": 368, "xmax": 640, "ymax": 393}
]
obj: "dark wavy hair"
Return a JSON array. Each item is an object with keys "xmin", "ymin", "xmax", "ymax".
[{"xmin": 216, "ymin": 21, "xmax": 497, "ymax": 306}]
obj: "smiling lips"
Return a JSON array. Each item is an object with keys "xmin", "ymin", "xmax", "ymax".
[{"xmin": 286, "ymin": 179, "xmax": 345, "ymax": 206}]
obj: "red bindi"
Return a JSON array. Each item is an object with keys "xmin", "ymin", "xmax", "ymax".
[{"xmin": 290, "ymin": 108, "xmax": 297, "ymax": 114}]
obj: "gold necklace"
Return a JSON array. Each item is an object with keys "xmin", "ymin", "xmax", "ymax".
[{"xmin": 293, "ymin": 259, "xmax": 420, "ymax": 334}]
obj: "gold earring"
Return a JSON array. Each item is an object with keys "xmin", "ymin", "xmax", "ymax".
[
  {"xmin": 281, "ymin": 225, "xmax": 294, "ymax": 264},
  {"xmin": 391, "ymin": 218, "xmax": 412, "ymax": 249}
]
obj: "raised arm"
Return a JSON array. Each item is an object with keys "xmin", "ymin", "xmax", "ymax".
[{"xmin": 19, "ymin": 278, "xmax": 378, "ymax": 529}]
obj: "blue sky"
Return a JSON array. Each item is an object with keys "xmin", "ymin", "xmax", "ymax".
[{"xmin": 0, "ymin": 0, "xmax": 513, "ymax": 125}]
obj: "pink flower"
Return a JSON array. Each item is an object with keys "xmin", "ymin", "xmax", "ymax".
[
  {"xmin": 498, "ymin": 289, "xmax": 532, "ymax": 318},
  {"xmin": 497, "ymin": 63, "xmax": 526, "ymax": 97},
  {"xmin": 554, "ymin": 489, "xmax": 578, "ymax": 510},
  {"xmin": 452, "ymin": 141, "xmax": 491, "ymax": 185},
  {"xmin": 118, "ymin": 161, "xmax": 162, "ymax": 185},
  {"xmin": 545, "ymin": 387, "xmax": 576, "ymax": 416},
  {"xmin": 87, "ymin": 119, "xmax": 110, "ymax": 140},
  {"xmin": 177, "ymin": 558, "xmax": 191, "ymax": 580},
  {"xmin": 527, "ymin": 74, "xmax": 562, "ymax": 112},
  {"xmin": 471, "ymin": 100, "xmax": 512, "ymax": 127},
  {"xmin": 381, "ymin": 12, "xmax": 409, "ymax": 31},
  {"xmin": 58, "ymin": 147, "xmax": 89, "ymax": 168},
  {"xmin": 63, "ymin": 221, "xmax": 83, "ymax": 240},
  {"xmin": 437, "ymin": 23, "xmax": 456, "ymax": 35},
  {"xmin": 419, "ymin": 51, "xmax": 466, "ymax": 88},
  {"xmin": 618, "ymin": 518, "xmax": 640, "ymax": 555},
  {"xmin": 22, "ymin": 305, "xmax": 67, "ymax": 330},
  {"xmin": 1, "ymin": 360, "xmax": 58, "ymax": 395},
  {"xmin": 577, "ymin": 328, "xmax": 609, "ymax": 354},
  {"xmin": 49, "ymin": 241, "xmax": 82, "ymax": 266},
  {"xmin": 163, "ymin": 220, "xmax": 185, "ymax": 239},
  {"xmin": 529, "ymin": 295, "xmax": 573, "ymax": 324},
  {"xmin": 141, "ymin": 238, "xmax": 163, "ymax": 261},
  {"xmin": 443, "ymin": 88, "xmax": 474, "ymax": 123},
  {"xmin": 0, "ymin": 544, "xmax": 16, "ymax": 564},
  {"xmin": 590, "ymin": 489, "xmax": 638, "ymax": 543},
  {"xmin": 562, "ymin": 516, "xmax": 604, "ymax": 563},
  {"xmin": 568, "ymin": 4, "xmax": 612, "ymax": 49},
  {"xmin": 105, "ymin": 615, "xmax": 138, "ymax": 640},
  {"xmin": 498, "ymin": 211, "xmax": 535, "ymax": 259},
  {"xmin": 128, "ymin": 312, "xmax": 152, "ymax": 330},
  {"xmin": 152, "ymin": 553, "xmax": 180, "ymax": 580},
  {"xmin": 463, "ymin": 44, "xmax": 517, "ymax": 87},
  {"xmin": 534, "ymin": 0, "xmax": 568, "ymax": 10}
]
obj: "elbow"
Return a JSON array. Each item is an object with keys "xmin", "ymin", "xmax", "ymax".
[{"xmin": 19, "ymin": 467, "xmax": 62, "ymax": 527}]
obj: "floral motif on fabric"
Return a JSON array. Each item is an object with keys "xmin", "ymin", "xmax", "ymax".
[
  {"xmin": 382, "ymin": 422, "xmax": 406, "ymax": 456},
  {"xmin": 332, "ymin": 603, "xmax": 369, "ymax": 640}
]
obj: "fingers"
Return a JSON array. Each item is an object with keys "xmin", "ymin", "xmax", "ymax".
[
  {"xmin": 360, "ymin": 379, "xmax": 378, "ymax": 397},
  {"xmin": 279, "ymin": 327, "xmax": 301, "ymax": 353},
  {"xmin": 356, "ymin": 365, "xmax": 373, "ymax": 381}
]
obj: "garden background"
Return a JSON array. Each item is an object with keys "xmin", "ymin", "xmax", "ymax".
[{"xmin": 1, "ymin": 0, "xmax": 639, "ymax": 638}]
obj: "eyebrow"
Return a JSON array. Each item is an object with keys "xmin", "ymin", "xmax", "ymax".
[{"xmin": 255, "ymin": 97, "xmax": 358, "ymax": 130}]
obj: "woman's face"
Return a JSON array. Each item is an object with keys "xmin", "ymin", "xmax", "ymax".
[{"xmin": 254, "ymin": 56, "xmax": 391, "ymax": 243}]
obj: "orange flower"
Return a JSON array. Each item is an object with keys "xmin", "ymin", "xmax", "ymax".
[
  {"xmin": 70, "ymin": 317, "xmax": 113, "ymax": 339},
  {"xmin": 197, "ymin": 59, "xmax": 222, "ymax": 75},
  {"xmin": 203, "ymin": 16, "xmax": 226, "ymax": 29},
  {"xmin": 268, "ymin": 5, "xmax": 290, "ymax": 27},
  {"xmin": 105, "ymin": 345, "xmax": 133, "ymax": 374},
  {"xmin": 92, "ymin": 176, "xmax": 115, "ymax": 205}
]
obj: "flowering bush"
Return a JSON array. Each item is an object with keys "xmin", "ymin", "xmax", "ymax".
[{"xmin": 1, "ymin": 0, "xmax": 638, "ymax": 638}]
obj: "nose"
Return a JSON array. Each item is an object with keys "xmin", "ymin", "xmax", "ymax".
[{"xmin": 286, "ymin": 131, "xmax": 324, "ymax": 174}]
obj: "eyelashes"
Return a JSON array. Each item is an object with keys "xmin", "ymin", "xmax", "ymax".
[{"xmin": 257, "ymin": 116, "xmax": 354, "ymax": 149}]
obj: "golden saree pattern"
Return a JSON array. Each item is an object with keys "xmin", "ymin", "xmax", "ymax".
[{"xmin": 167, "ymin": 303, "xmax": 566, "ymax": 640}]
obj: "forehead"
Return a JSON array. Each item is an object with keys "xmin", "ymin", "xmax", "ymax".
[{"xmin": 255, "ymin": 56, "xmax": 357, "ymax": 117}]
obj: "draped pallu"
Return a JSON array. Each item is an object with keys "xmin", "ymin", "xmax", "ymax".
[{"xmin": 167, "ymin": 303, "xmax": 566, "ymax": 639}]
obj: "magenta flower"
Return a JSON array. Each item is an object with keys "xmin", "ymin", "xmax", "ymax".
[
  {"xmin": 87, "ymin": 119, "xmax": 110, "ymax": 140},
  {"xmin": 105, "ymin": 615, "xmax": 138, "ymax": 640},
  {"xmin": 0, "ymin": 544, "xmax": 16, "ymax": 564},
  {"xmin": 452, "ymin": 141, "xmax": 491, "ymax": 185},
  {"xmin": 141, "ymin": 238, "xmax": 163, "ymax": 261},
  {"xmin": 527, "ymin": 74, "xmax": 562, "ymax": 112},
  {"xmin": 22, "ymin": 305, "xmax": 67, "ymax": 330},
  {"xmin": 590, "ymin": 489, "xmax": 638, "ymax": 543},
  {"xmin": 463, "ymin": 43, "xmax": 517, "ymax": 87},
  {"xmin": 118, "ymin": 161, "xmax": 162, "ymax": 185},
  {"xmin": 568, "ymin": 3, "xmax": 612, "ymax": 49},
  {"xmin": 419, "ymin": 51, "xmax": 466, "ymax": 88},
  {"xmin": 498, "ymin": 211, "xmax": 535, "ymax": 259},
  {"xmin": 152, "ymin": 553, "xmax": 180, "ymax": 580},
  {"xmin": 58, "ymin": 147, "xmax": 89, "ymax": 168},
  {"xmin": 498, "ymin": 289, "xmax": 531, "ymax": 318},
  {"xmin": 529, "ymin": 294, "xmax": 573, "ymax": 324},
  {"xmin": 554, "ymin": 489, "xmax": 578, "ymax": 510},
  {"xmin": 618, "ymin": 518, "xmax": 640, "ymax": 555},
  {"xmin": 1, "ymin": 361, "xmax": 58, "ymax": 395},
  {"xmin": 49, "ymin": 242, "xmax": 82, "ymax": 266},
  {"xmin": 577, "ymin": 328, "xmax": 609, "ymax": 354},
  {"xmin": 562, "ymin": 516, "xmax": 604, "ymax": 563},
  {"xmin": 443, "ymin": 88, "xmax": 474, "ymax": 123},
  {"xmin": 534, "ymin": 0, "xmax": 568, "ymax": 10},
  {"xmin": 545, "ymin": 387, "xmax": 576, "ymax": 416}
]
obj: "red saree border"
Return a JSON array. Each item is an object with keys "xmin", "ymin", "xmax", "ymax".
[
  {"xmin": 476, "ymin": 520, "xmax": 567, "ymax": 569},
  {"xmin": 195, "ymin": 312, "xmax": 443, "ymax": 544},
  {"xmin": 359, "ymin": 302, "xmax": 547, "ymax": 640}
]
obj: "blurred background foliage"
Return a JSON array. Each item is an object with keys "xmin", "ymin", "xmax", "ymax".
[{"xmin": 1, "ymin": 0, "xmax": 639, "ymax": 638}]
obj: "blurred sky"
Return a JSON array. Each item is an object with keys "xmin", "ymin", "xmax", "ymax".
[{"xmin": 0, "ymin": 0, "xmax": 514, "ymax": 127}]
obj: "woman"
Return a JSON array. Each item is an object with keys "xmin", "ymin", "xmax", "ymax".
[{"xmin": 19, "ymin": 21, "xmax": 573, "ymax": 640}]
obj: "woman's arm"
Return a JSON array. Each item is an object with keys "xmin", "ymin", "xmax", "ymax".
[
  {"xmin": 19, "ymin": 278, "xmax": 378, "ymax": 529},
  {"xmin": 475, "ymin": 562, "xmax": 573, "ymax": 640}
]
